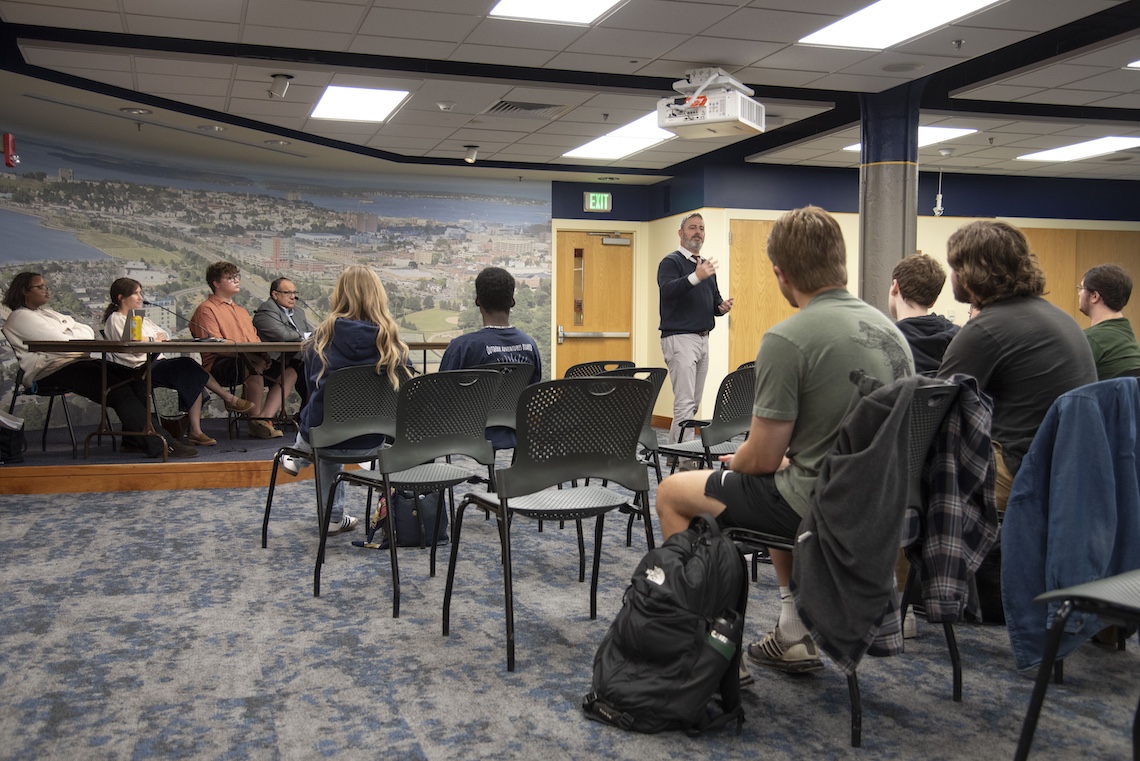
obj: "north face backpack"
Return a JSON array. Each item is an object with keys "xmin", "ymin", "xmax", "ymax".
[{"xmin": 583, "ymin": 514, "xmax": 748, "ymax": 735}]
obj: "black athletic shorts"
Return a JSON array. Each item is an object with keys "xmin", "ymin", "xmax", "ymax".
[{"xmin": 704, "ymin": 468, "xmax": 803, "ymax": 540}]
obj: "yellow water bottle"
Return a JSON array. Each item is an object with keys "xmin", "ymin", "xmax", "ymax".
[{"xmin": 129, "ymin": 310, "xmax": 143, "ymax": 341}]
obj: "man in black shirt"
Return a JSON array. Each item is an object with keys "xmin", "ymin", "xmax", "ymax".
[
  {"xmin": 657, "ymin": 212, "xmax": 732, "ymax": 447},
  {"xmin": 888, "ymin": 253, "xmax": 959, "ymax": 374}
]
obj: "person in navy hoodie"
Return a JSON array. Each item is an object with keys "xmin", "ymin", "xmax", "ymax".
[
  {"xmin": 439, "ymin": 266, "xmax": 542, "ymax": 449},
  {"xmin": 280, "ymin": 265, "xmax": 413, "ymax": 535}
]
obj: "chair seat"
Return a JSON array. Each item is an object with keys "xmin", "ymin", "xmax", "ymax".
[
  {"xmin": 346, "ymin": 460, "xmax": 480, "ymax": 492},
  {"xmin": 658, "ymin": 439, "xmax": 739, "ymax": 458},
  {"xmin": 467, "ymin": 484, "xmax": 633, "ymax": 521},
  {"xmin": 1033, "ymin": 568, "xmax": 1140, "ymax": 614}
]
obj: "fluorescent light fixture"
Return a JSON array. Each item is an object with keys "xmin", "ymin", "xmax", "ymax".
[
  {"xmin": 311, "ymin": 86, "xmax": 409, "ymax": 122},
  {"xmin": 1128, "ymin": 60, "xmax": 1140, "ymax": 69},
  {"xmin": 1016, "ymin": 137, "xmax": 1140, "ymax": 162},
  {"xmin": 800, "ymin": 0, "xmax": 1004, "ymax": 50},
  {"xmin": 843, "ymin": 126, "xmax": 977, "ymax": 152},
  {"xmin": 562, "ymin": 113, "xmax": 674, "ymax": 160},
  {"xmin": 489, "ymin": 0, "xmax": 622, "ymax": 25}
]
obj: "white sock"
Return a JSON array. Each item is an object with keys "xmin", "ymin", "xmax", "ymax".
[{"xmin": 777, "ymin": 586, "xmax": 809, "ymax": 640}]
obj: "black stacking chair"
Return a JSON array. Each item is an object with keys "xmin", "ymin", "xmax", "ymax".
[
  {"xmin": 599, "ymin": 366, "xmax": 668, "ymax": 547},
  {"xmin": 443, "ymin": 376, "xmax": 652, "ymax": 671},
  {"xmin": 322, "ymin": 369, "xmax": 501, "ymax": 615},
  {"xmin": 262, "ymin": 364, "xmax": 399, "ymax": 553},
  {"xmin": 477, "ymin": 362, "xmax": 538, "ymax": 446},
  {"xmin": 6, "ymin": 366, "xmax": 78, "ymax": 459},
  {"xmin": 563, "ymin": 360, "xmax": 634, "ymax": 378},
  {"xmin": 658, "ymin": 365, "xmax": 754, "ymax": 473},
  {"xmin": 1015, "ymin": 569, "xmax": 1140, "ymax": 761},
  {"xmin": 726, "ymin": 380, "xmax": 961, "ymax": 748}
]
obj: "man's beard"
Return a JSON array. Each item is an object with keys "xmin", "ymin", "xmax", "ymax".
[{"xmin": 952, "ymin": 278, "xmax": 970, "ymax": 304}]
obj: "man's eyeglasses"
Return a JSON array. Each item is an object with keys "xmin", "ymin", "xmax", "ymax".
[{"xmin": 275, "ymin": 290, "xmax": 298, "ymax": 296}]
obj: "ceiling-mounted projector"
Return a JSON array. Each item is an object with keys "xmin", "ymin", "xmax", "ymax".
[{"xmin": 657, "ymin": 67, "xmax": 765, "ymax": 139}]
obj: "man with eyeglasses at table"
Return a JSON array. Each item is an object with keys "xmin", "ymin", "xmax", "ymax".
[
  {"xmin": 253, "ymin": 276, "xmax": 310, "ymax": 408},
  {"xmin": 190, "ymin": 261, "xmax": 293, "ymax": 439}
]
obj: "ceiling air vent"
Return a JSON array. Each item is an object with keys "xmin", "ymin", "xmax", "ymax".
[{"xmin": 480, "ymin": 100, "xmax": 572, "ymax": 120}]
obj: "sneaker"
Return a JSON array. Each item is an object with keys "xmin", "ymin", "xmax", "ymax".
[
  {"xmin": 747, "ymin": 626, "xmax": 824, "ymax": 673},
  {"xmin": 903, "ymin": 607, "xmax": 918, "ymax": 639},
  {"xmin": 225, "ymin": 397, "xmax": 256, "ymax": 414},
  {"xmin": 280, "ymin": 454, "xmax": 308, "ymax": 477},
  {"xmin": 738, "ymin": 660, "xmax": 754, "ymax": 687},
  {"xmin": 248, "ymin": 419, "xmax": 283, "ymax": 439},
  {"xmin": 326, "ymin": 515, "xmax": 358, "ymax": 535}
]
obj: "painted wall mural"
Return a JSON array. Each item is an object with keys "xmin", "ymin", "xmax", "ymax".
[{"xmin": 0, "ymin": 136, "xmax": 552, "ymax": 428}]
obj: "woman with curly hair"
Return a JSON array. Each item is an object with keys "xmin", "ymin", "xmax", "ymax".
[{"xmin": 281, "ymin": 265, "xmax": 413, "ymax": 535}]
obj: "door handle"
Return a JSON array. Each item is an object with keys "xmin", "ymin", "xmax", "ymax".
[{"xmin": 557, "ymin": 326, "xmax": 630, "ymax": 344}]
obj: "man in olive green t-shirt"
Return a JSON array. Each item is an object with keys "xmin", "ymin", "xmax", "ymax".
[
  {"xmin": 656, "ymin": 206, "xmax": 913, "ymax": 676},
  {"xmin": 1079, "ymin": 264, "xmax": 1140, "ymax": 380}
]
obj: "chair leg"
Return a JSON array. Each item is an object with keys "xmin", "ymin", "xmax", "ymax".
[
  {"xmin": 847, "ymin": 672, "xmax": 862, "ymax": 748},
  {"xmin": 442, "ymin": 495, "xmax": 472, "ymax": 638},
  {"xmin": 59, "ymin": 395, "xmax": 77, "ymax": 459},
  {"xmin": 639, "ymin": 490, "xmax": 655, "ymax": 550},
  {"xmin": 500, "ymin": 507, "xmax": 517, "ymax": 671},
  {"xmin": 590, "ymin": 514, "xmax": 605, "ymax": 620},
  {"xmin": 575, "ymin": 519, "xmax": 586, "ymax": 583},
  {"xmin": 1132, "ymin": 689, "xmax": 1139, "ymax": 761},
  {"xmin": 41, "ymin": 395, "xmax": 54, "ymax": 452},
  {"xmin": 943, "ymin": 622, "xmax": 962, "ymax": 702},
  {"xmin": 313, "ymin": 478, "xmax": 336, "ymax": 598},
  {"xmin": 1015, "ymin": 601, "xmax": 1075, "ymax": 761},
  {"xmin": 429, "ymin": 490, "xmax": 449, "ymax": 579},
  {"xmin": 263, "ymin": 454, "xmax": 283, "ymax": 548}
]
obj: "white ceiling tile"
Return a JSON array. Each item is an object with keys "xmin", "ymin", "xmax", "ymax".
[
  {"xmin": 602, "ymin": 0, "xmax": 737, "ymax": 33},
  {"xmin": 1056, "ymin": 123, "xmax": 1140, "ymax": 138},
  {"xmin": 255, "ymin": 116, "xmax": 309, "ymax": 131},
  {"xmin": 136, "ymin": 58, "xmax": 236, "ymax": 79},
  {"xmin": 702, "ymin": 8, "xmax": 842, "ymax": 43},
  {"xmin": 960, "ymin": 0, "xmax": 1124, "ymax": 34},
  {"xmin": 464, "ymin": 18, "xmax": 588, "ymax": 50},
  {"xmin": 1015, "ymin": 89, "xmax": 1114, "ymax": 106},
  {"xmin": 520, "ymin": 132, "xmax": 600, "ymax": 148},
  {"xmin": 240, "ymin": 26, "xmax": 354, "ymax": 51},
  {"xmin": 745, "ymin": 0, "xmax": 866, "ymax": 13},
  {"xmin": 447, "ymin": 44, "xmax": 556, "ymax": 68},
  {"xmin": 566, "ymin": 28, "xmax": 689, "ymax": 58},
  {"xmin": 359, "ymin": 8, "xmax": 481, "ymax": 42},
  {"xmin": 895, "ymin": 26, "xmax": 1033, "ymax": 59},
  {"xmin": 543, "ymin": 52, "xmax": 649, "ymax": 75},
  {"xmin": 228, "ymin": 98, "xmax": 314, "ymax": 118},
  {"xmin": 664, "ymin": 37, "xmax": 784, "ymax": 67},
  {"xmin": 1087, "ymin": 93, "xmax": 1140, "ymax": 109},
  {"xmin": 245, "ymin": 0, "xmax": 366, "ymax": 32},
  {"xmin": 2, "ymin": 0, "xmax": 118, "ymax": 12},
  {"xmin": 631, "ymin": 60, "xmax": 711, "ymax": 78},
  {"xmin": 805, "ymin": 72, "xmax": 908, "ymax": 93},
  {"xmin": 367, "ymin": 136, "xmax": 443, "ymax": 150},
  {"xmin": 752, "ymin": 44, "xmax": 875, "ymax": 73},
  {"xmin": 0, "ymin": 4, "xmax": 123, "ymax": 30},
  {"xmin": 53, "ymin": 68, "xmax": 136, "ymax": 90},
  {"xmin": 168, "ymin": 94, "xmax": 228, "ymax": 112},
  {"xmin": 1001, "ymin": 64, "xmax": 1111, "ymax": 88},
  {"xmin": 121, "ymin": 0, "xmax": 240, "ymax": 22},
  {"xmin": 840, "ymin": 52, "xmax": 962, "ymax": 78},
  {"xmin": 1061, "ymin": 39, "xmax": 1140, "ymax": 68},
  {"xmin": 1066, "ymin": 68, "xmax": 1140, "ymax": 92},
  {"xmin": 375, "ymin": 123, "xmax": 459, "ymax": 139},
  {"xmin": 730, "ymin": 65, "xmax": 821, "ymax": 87},
  {"xmin": 137, "ymin": 73, "xmax": 229, "ymax": 96}
]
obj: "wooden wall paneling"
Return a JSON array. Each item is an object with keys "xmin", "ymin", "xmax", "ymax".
[
  {"xmin": 1075, "ymin": 230, "xmax": 1140, "ymax": 330},
  {"xmin": 1022, "ymin": 228, "xmax": 1078, "ymax": 320},
  {"xmin": 729, "ymin": 219, "xmax": 794, "ymax": 369}
]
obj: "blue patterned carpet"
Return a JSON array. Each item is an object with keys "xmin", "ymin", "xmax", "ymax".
[{"xmin": 1, "ymin": 478, "xmax": 1137, "ymax": 760}]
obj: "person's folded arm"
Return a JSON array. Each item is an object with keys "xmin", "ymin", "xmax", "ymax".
[{"xmin": 721, "ymin": 415, "xmax": 794, "ymax": 476}]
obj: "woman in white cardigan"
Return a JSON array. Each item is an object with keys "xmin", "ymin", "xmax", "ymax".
[
  {"xmin": 102, "ymin": 278, "xmax": 253, "ymax": 446},
  {"xmin": 2, "ymin": 271, "xmax": 195, "ymax": 458}
]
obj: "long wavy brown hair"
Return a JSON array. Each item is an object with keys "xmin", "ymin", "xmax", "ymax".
[
  {"xmin": 947, "ymin": 221, "xmax": 1045, "ymax": 307},
  {"xmin": 306, "ymin": 265, "xmax": 409, "ymax": 388}
]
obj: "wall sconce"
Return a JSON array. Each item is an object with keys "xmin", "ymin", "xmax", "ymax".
[
  {"xmin": 268, "ymin": 74, "xmax": 293, "ymax": 99},
  {"xmin": 464, "ymin": 145, "xmax": 479, "ymax": 164}
]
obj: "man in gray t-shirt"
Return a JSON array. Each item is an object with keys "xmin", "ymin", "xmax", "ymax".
[{"xmin": 656, "ymin": 206, "xmax": 912, "ymax": 676}]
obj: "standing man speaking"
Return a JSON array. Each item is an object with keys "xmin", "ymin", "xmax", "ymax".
[{"xmin": 658, "ymin": 212, "xmax": 733, "ymax": 447}]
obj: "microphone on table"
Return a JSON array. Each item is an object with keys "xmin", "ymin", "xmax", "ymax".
[
  {"xmin": 143, "ymin": 299, "xmax": 223, "ymax": 342},
  {"xmin": 295, "ymin": 296, "xmax": 325, "ymax": 325}
]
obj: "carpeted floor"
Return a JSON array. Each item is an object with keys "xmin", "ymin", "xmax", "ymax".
[{"xmin": 1, "ymin": 476, "xmax": 1138, "ymax": 760}]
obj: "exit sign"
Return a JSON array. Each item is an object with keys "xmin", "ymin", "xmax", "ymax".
[{"xmin": 583, "ymin": 192, "xmax": 612, "ymax": 212}]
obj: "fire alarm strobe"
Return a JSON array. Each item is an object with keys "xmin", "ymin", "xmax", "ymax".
[{"xmin": 657, "ymin": 68, "xmax": 765, "ymax": 139}]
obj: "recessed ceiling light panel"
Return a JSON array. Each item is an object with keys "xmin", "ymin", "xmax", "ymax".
[
  {"xmin": 1016, "ymin": 137, "xmax": 1140, "ymax": 162},
  {"xmin": 490, "ymin": 0, "xmax": 623, "ymax": 25},
  {"xmin": 311, "ymin": 86, "xmax": 410, "ymax": 122},
  {"xmin": 800, "ymin": 0, "xmax": 1004, "ymax": 50},
  {"xmin": 563, "ymin": 113, "xmax": 673, "ymax": 160},
  {"xmin": 120, "ymin": 107, "xmax": 152, "ymax": 115}
]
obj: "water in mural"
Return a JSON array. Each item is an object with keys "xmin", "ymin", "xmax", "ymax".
[{"xmin": 0, "ymin": 137, "xmax": 553, "ymax": 426}]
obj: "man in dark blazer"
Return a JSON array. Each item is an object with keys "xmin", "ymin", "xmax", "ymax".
[{"xmin": 253, "ymin": 277, "xmax": 310, "ymax": 406}]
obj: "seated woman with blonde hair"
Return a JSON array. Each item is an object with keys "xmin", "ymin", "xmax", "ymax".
[
  {"xmin": 280, "ymin": 265, "xmax": 412, "ymax": 535},
  {"xmin": 102, "ymin": 277, "xmax": 255, "ymax": 446}
]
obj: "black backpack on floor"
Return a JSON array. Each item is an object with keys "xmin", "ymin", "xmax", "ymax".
[{"xmin": 583, "ymin": 514, "xmax": 748, "ymax": 735}]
